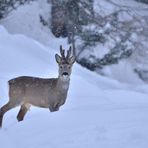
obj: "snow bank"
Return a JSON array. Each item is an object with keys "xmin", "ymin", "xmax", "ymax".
[{"xmin": 0, "ymin": 22, "xmax": 148, "ymax": 148}]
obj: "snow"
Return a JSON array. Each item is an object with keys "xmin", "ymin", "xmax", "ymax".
[
  {"xmin": 1, "ymin": 24, "xmax": 148, "ymax": 148},
  {"xmin": 0, "ymin": 0, "xmax": 148, "ymax": 147},
  {"xmin": 101, "ymin": 60, "xmax": 144, "ymax": 84},
  {"xmin": 0, "ymin": 0, "xmax": 52, "ymax": 45}
]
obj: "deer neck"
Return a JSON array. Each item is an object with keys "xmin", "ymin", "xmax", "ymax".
[{"xmin": 56, "ymin": 76, "xmax": 70, "ymax": 92}]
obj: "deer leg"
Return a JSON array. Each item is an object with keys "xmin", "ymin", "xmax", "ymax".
[
  {"xmin": 49, "ymin": 103, "xmax": 60, "ymax": 112},
  {"xmin": 0, "ymin": 101, "xmax": 16, "ymax": 128},
  {"xmin": 17, "ymin": 103, "xmax": 31, "ymax": 122},
  {"xmin": 54, "ymin": 103, "xmax": 60, "ymax": 111}
]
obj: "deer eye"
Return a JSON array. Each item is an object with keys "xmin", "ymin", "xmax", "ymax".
[
  {"xmin": 60, "ymin": 65, "xmax": 63, "ymax": 69},
  {"xmin": 68, "ymin": 66, "xmax": 71, "ymax": 69}
]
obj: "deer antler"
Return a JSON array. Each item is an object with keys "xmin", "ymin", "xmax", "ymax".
[
  {"xmin": 60, "ymin": 45, "xmax": 66, "ymax": 59},
  {"xmin": 66, "ymin": 46, "xmax": 72, "ymax": 59}
]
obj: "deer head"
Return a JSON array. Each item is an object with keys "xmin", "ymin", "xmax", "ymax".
[{"xmin": 55, "ymin": 45, "xmax": 75, "ymax": 81}]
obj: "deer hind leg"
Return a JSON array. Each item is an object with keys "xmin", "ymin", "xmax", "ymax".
[
  {"xmin": 0, "ymin": 101, "xmax": 17, "ymax": 128},
  {"xmin": 17, "ymin": 103, "xmax": 31, "ymax": 122}
]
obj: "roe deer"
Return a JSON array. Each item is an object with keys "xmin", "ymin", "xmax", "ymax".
[{"xmin": 0, "ymin": 45, "xmax": 75, "ymax": 128}]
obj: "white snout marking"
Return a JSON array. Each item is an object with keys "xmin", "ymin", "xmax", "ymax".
[{"xmin": 62, "ymin": 75, "xmax": 70, "ymax": 81}]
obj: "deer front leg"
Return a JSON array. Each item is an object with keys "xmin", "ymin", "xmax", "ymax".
[
  {"xmin": 49, "ymin": 103, "xmax": 60, "ymax": 112},
  {"xmin": 54, "ymin": 103, "xmax": 60, "ymax": 111}
]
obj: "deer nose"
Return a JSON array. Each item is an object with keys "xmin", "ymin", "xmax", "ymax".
[{"xmin": 62, "ymin": 72, "xmax": 68, "ymax": 76}]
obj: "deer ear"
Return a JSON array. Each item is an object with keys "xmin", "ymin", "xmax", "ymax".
[
  {"xmin": 69, "ymin": 56, "xmax": 76, "ymax": 64},
  {"xmin": 55, "ymin": 54, "xmax": 61, "ymax": 64}
]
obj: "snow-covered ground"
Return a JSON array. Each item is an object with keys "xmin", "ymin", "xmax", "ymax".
[{"xmin": 1, "ymin": 24, "xmax": 148, "ymax": 148}]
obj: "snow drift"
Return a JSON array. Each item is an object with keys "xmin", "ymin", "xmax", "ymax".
[{"xmin": 0, "ymin": 24, "xmax": 148, "ymax": 148}]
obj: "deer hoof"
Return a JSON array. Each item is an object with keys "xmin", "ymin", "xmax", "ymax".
[{"xmin": 17, "ymin": 116, "xmax": 24, "ymax": 122}]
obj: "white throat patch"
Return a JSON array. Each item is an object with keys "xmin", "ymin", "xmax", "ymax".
[
  {"xmin": 62, "ymin": 83, "xmax": 69, "ymax": 90},
  {"xmin": 59, "ymin": 76, "xmax": 70, "ymax": 90}
]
